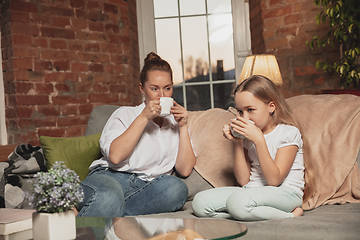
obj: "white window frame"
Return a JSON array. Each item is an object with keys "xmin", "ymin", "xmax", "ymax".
[
  {"xmin": 136, "ymin": 0, "xmax": 251, "ymax": 108},
  {"xmin": 0, "ymin": 31, "xmax": 8, "ymax": 145}
]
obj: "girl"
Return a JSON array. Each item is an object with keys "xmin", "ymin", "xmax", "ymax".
[
  {"xmin": 77, "ymin": 52, "xmax": 196, "ymax": 217},
  {"xmin": 192, "ymin": 75, "xmax": 304, "ymax": 221}
]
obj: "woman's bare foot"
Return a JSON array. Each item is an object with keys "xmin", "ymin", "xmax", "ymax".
[{"xmin": 292, "ymin": 207, "xmax": 303, "ymax": 217}]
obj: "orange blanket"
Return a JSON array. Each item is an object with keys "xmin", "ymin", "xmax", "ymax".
[{"xmin": 188, "ymin": 94, "xmax": 360, "ymax": 210}]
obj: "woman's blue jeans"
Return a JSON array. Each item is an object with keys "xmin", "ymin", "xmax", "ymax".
[{"xmin": 77, "ymin": 167, "xmax": 188, "ymax": 217}]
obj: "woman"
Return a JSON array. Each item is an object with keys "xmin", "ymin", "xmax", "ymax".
[{"xmin": 77, "ymin": 52, "xmax": 196, "ymax": 217}]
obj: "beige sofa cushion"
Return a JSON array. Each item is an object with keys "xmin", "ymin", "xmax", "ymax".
[{"xmin": 188, "ymin": 108, "xmax": 238, "ymax": 188}]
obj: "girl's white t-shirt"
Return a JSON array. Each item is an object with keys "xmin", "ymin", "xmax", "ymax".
[
  {"xmin": 89, "ymin": 102, "xmax": 180, "ymax": 182},
  {"xmin": 243, "ymin": 124, "xmax": 305, "ymax": 194}
]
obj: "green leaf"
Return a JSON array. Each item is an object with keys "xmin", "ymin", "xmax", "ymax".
[
  {"xmin": 322, "ymin": 14, "xmax": 327, "ymax": 24},
  {"xmin": 340, "ymin": 65, "xmax": 345, "ymax": 74},
  {"xmin": 355, "ymin": 47, "xmax": 360, "ymax": 54},
  {"xmin": 351, "ymin": 70, "xmax": 356, "ymax": 77},
  {"xmin": 339, "ymin": 17, "xmax": 344, "ymax": 26},
  {"xmin": 316, "ymin": 14, "xmax": 321, "ymax": 25},
  {"xmin": 349, "ymin": 24, "xmax": 353, "ymax": 33}
]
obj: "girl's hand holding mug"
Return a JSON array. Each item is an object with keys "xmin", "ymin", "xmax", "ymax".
[
  {"xmin": 229, "ymin": 117, "xmax": 258, "ymax": 141},
  {"xmin": 223, "ymin": 124, "xmax": 239, "ymax": 141}
]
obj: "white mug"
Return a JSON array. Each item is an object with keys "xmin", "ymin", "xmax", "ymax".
[
  {"xmin": 159, "ymin": 97, "xmax": 173, "ymax": 117},
  {"xmin": 230, "ymin": 120, "xmax": 254, "ymax": 139}
]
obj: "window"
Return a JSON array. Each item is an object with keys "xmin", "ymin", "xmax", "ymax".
[
  {"xmin": 137, "ymin": 0, "xmax": 251, "ymax": 110},
  {"xmin": 0, "ymin": 31, "xmax": 7, "ymax": 145}
]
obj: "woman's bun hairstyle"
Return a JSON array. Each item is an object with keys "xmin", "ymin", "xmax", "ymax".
[
  {"xmin": 144, "ymin": 52, "xmax": 162, "ymax": 62},
  {"xmin": 140, "ymin": 52, "xmax": 173, "ymax": 85}
]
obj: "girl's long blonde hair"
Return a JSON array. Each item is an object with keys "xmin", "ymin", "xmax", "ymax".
[{"xmin": 233, "ymin": 75, "xmax": 297, "ymax": 127}]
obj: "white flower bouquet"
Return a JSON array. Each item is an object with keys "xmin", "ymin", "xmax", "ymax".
[{"xmin": 27, "ymin": 161, "xmax": 84, "ymax": 213}]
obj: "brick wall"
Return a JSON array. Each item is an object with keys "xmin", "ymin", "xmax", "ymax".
[
  {"xmin": 1, "ymin": 0, "xmax": 141, "ymax": 145},
  {"xmin": 1, "ymin": 0, "xmax": 345, "ymax": 145},
  {"xmin": 249, "ymin": 0, "xmax": 340, "ymax": 97}
]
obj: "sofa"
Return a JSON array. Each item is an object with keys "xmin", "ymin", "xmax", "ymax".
[{"xmin": 2, "ymin": 94, "xmax": 360, "ymax": 240}]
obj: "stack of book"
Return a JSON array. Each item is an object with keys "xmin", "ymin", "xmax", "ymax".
[{"xmin": 0, "ymin": 208, "xmax": 35, "ymax": 240}]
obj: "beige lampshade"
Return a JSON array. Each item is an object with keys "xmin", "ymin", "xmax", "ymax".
[{"xmin": 238, "ymin": 54, "xmax": 283, "ymax": 85}]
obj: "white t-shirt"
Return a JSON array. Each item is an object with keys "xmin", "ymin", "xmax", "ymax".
[
  {"xmin": 243, "ymin": 124, "xmax": 305, "ymax": 194},
  {"xmin": 89, "ymin": 102, "xmax": 181, "ymax": 182}
]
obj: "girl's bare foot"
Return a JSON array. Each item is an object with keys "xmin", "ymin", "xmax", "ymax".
[{"xmin": 292, "ymin": 207, "xmax": 303, "ymax": 217}]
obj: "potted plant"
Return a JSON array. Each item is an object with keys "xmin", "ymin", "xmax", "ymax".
[
  {"xmin": 26, "ymin": 161, "xmax": 84, "ymax": 240},
  {"xmin": 306, "ymin": 0, "xmax": 360, "ymax": 92}
]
